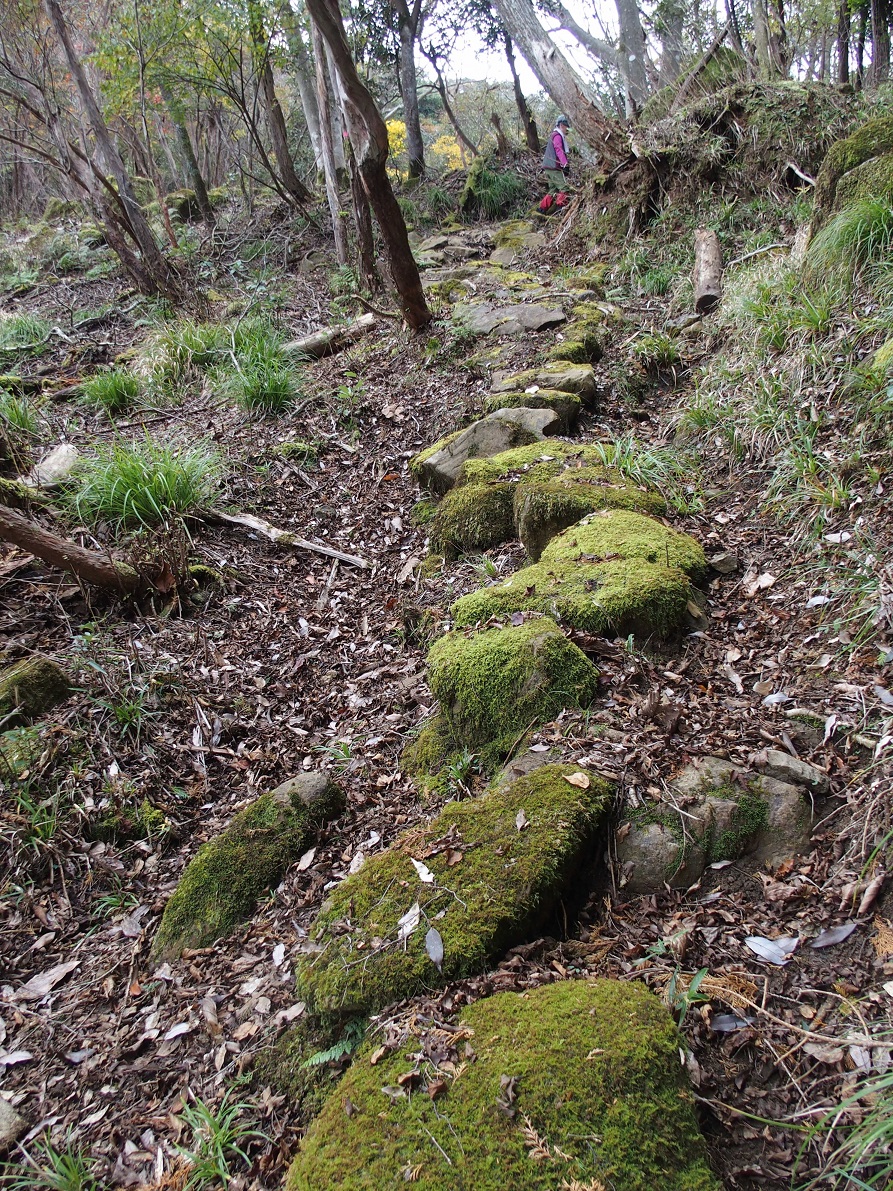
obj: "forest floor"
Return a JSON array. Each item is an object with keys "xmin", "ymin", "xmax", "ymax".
[{"xmin": 1, "ymin": 193, "xmax": 892, "ymax": 1191}]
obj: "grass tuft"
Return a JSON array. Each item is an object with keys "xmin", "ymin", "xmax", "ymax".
[
  {"xmin": 81, "ymin": 369, "xmax": 141, "ymax": 416},
  {"xmin": 0, "ymin": 312, "xmax": 51, "ymax": 364},
  {"xmin": 806, "ymin": 198, "xmax": 893, "ymax": 289},
  {"xmin": 0, "ymin": 391, "xmax": 39, "ymax": 435},
  {"xmin": 70, "ymin": 435, "xmax": 223, "ymax": 531}
]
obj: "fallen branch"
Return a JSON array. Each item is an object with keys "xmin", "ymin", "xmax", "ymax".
[
  {"xmin": 283, "ymin": 312, "xmax": 377, "ymax": 360},
  {"xmin": 0, "ymin": 503, "xmax": 141, "ymax": 593},
  {"xmin": 206, "ymin": 509, "xmax": 371, "ymax": 568}
]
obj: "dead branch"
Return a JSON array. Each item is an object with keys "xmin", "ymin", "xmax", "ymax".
[{"xmin": 206, "ymin": 510, "xmax": 371, "ymax": 568}]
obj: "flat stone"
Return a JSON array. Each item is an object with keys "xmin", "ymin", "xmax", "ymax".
[
  {"xmin": 415, "ymin": 409, "xmax": 559, "ymax": 495},
  {"xmin": 672, "ymin": 755, "xmax": 737, "ymax": 798},
  {"xmin": 489, "ymin": 244, "xmax": 521, "ymax": 266},
  {"xmin": 0, "ymin": 1098, "xmax": 27, "ymax": 1149},
  {"xmin": 25, "ymin": 444, "xmax": 80, "ymax": 489},
  {"xmin": 756, "ymin": 748, "xmax": 830, "ymax": 793},
  {"xmin": 419, "ymin": 234, "xmax": 450, "ymax": 251},
  {"xmin": 453, "ymin": 302, "xmax": 566, "ymax": 336},
  {"xmin": 709, "ymin": 550, "xmax": 739, "ymax": 573},
  {"xmin": 491, "ymin": 361, "xmax": 596, "ymax": 399}
]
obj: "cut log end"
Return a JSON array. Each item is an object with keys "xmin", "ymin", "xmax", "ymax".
[{"xmin": 693, "ymin": 228, "xmax": 723, "ymax": 315}]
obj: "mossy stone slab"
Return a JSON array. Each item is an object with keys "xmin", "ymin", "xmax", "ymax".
[
  {"xmin": 428, "ymin": 482, "xmax": 515, "ymax": 559},
  {"xmin": 0, "ymin": 658, "xmax": 71, "ymax": 725},
  {"xmin": 427, "ymin": 618, "xmax": 598, "ymax": 749},
  {"xmin": 452, "ymin": 511, "xmax": 704, "ymax": 638},
  {"xmin": 286, "ymin": 979, "xmax": 719, "ymax": 1191},
  {"xmin": 411, "ymin": 411, "xmax": 558, "ymax": 496},
  {"xmin": 481, "ymin": 388, "xmax": 581, "ymax": 432},
  {"xmin": 153, "ymin": 773, "xmax": 344, "ymax": 959},
  {"xmin": 813, "ymin": 115, "xmax": 893, "ymax": 227},
  {"xmin": 294, "ymin": 764, "xmax": 612, "ymax": 1017},
  {"xmin": 491, "ymin": 361, "xmax": 596, "ymax": 401}
]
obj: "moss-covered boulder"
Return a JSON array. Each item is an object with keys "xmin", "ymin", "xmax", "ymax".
[
  {"xmin": 514, "ymin": 467, "xmax": 666, "ymax": 560},
  {"xmin": 411, "ymin": 410, "xmax": 558, "ymax": 496},
  {"xmin": 813, "ymin": 116, "xmax": 893, "ymax": 229},
  {"xmin": 482, "ymin": 387, "xmax": 581, "ymax": 431},
  {"xmin": 0, "ymin": 658, "xmax": 71, "ymax": 725},
  {"xmin": 286, "ymin": 978, "xmax": 719, "ymax": 1191},
  {"xmin": 164, "ymin": 189, "xmax": 201, "ymax": 222},
  {"xmin": 835, "ymin": 153, "xmax": 893, "ymax": 209},
  {"xmin": 457, "ymin": 440, "xmax": 599, "ymax": 487},
  {"xmin": 491, "ymin": 361, "xmax": 596, "ymax": 402},
  {"xmin": 546, "ymin": 319, "xmax": 604, "ymax": 365},
  {"xmin": 428, "ymin": 483, "xmax": 515, "ymax": 559},
  {"xmin": 428, "ymin": 618, "xmax": 598, "ymax": 750},
  {"xmin": 153, "ymin": 773, "xmax": 344, "ymax": 959},
  {"xmin": 295, "ymin": 764, "xmax": 612, "ymax": 1017},
  {"xmin": 451, "ymin": 511, "xmax": 705, "ymax": 638}
]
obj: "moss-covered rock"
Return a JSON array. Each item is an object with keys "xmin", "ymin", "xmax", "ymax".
[
  {"xmin": 457, "ymin": 441, "xmax": 601, "ymax": 487},
  {"xmin": 546, "ymin": 320, "xmax": 604, "ymax": 365},
  {"xmin": 411, "ymin": 412, "xmax": 555, "ymax": 496},
  {"xmin": 491, "ymin": 361, "xmax": 596, "ymax": 401},
  {"xmin": 481, "ymin": 387, "xmax": 581, "ymax": 431},
  {"xmin": 514, "ymin": 468, "xmax": 667, "ymax": 560},
  {"xmin": 452, "ymin": 511, "xmax": 704, "ymax": 638},
  {"xmin": 294, "ymin": 764, "xmax": 612, "ymax": 1017},
  {"xmin": 835, "ymin": 152, "xmax": 893, "ymax": 209},
  {"xmin": 164, "ymin": 189, "xmax": 201, "ymax": 222},
  {"xmin": 286, "ymin": 978, "xmax": 719, "ymax": 1191},
  {"xmin": 428, "ymin": 618, "xmax": 598, "ymax": 749},
  {"xmin": 43, "ymin": 197, "xmax": 83, "ymax": 223},
  {"xmin": 813, "ymin": 116, "xmax": 893, "ymax": 228},
  {"xmin": 428, "ymin": 483, "xmax": 515, "ymax": 559},
  {"xmin": 0, "ymin": 658, "xmax": 71, "ymax": 725},
  {"xmin": 153, "ymin": 773, "xmax": 345, "ymax": 959}
]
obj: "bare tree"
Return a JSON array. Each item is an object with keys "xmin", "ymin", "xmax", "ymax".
[{"xmin": 390, "ymin": 0, "xmax": 426, "ymax": 178}]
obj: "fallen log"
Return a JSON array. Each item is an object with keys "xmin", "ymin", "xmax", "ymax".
[
  {"xmin": 283, "ymin": 312, "xmax": 376, "ymax": 360},
  {"xmin": 0, "ymin": 504, "xmax": 141, "ymax": 593},
  {"xmin": 692, "ymin": 229, "xmax": 723, "ymax": 314},
  {"xmin": 207, "ymin": 509, "xmax": 371, "ymax": 568}
]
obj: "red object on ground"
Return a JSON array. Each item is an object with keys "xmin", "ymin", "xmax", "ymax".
[
  {"xmin": 539, "ymin": 194, "xmax": 554, "ymax": 212},
  {"xmin": 555, "ymin": 192, "xmax": 568, "ymax": 207}
]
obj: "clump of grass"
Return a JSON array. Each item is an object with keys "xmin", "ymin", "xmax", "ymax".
[
  {"xmin": 81, "ymin": 369, "xmax": 141, "ymax": 415},
  {"xmin": 70, "ymin": 435, "xmax": 223, "ymax": 530},
  {"xmin": 806, "ymin": 198, "xmax": 893, "ymax": 290},
  {"xmin": 150, "ymin": 318, "xmax": 225, "ymax": 383},
  {"xmin": 798, "ymin": 1059, "xmax": 893, "ymax": 1189},
  {"xmin": 0, "ymin": 390, "xmax": 39, "ymax": 435},
  {"xmin": 4, "ymin": 1134, "xmax": 99, "ymax": 1191},
  {"xmin": 215, "ymin": 323, "xmax": 303, "ymax": 414},
  {"xmin": 592, "ymin": 433, "xmax": 701, "ymax": 513},
  {"xmin": 632, "ymin": 332, "xmax": 681, "ymax": 370},
  {"xmin": 176, "ymin": 1090, "xmax": 266, "ymax": 1188},
  {"xmin": 0, "ymin": 312, "xmax": 51, "ymax": 364}
]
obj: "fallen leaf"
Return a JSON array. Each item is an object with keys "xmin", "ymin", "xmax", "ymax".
[
  {"xmin": 562, "ymin": 771, "xmax": 591, "ymax": 789},
  {"xmin": 811, "ymin": 923, "xmax": 858, "ymax": 949},
  {"xmin": 515, "ymin": 808, "xmax": 529, "ymax": 831},
  {"xmin": 709, "ymin": 1014, "xmax": 753, "ymax": 1033},
  {"xmin": 410, "ymin": 858, "xmax": 435, "ymax": 884},
  {"xmin": 859, "ymin": 871, "xmax": 886, "ymax": 915},
  {"xmin": 743, "ymin": 570, "xmax": 777, "ymax": 597},
  {"xmin": 296, "ymin": 847, "xmax": 316, "ymax": 871},
  {"xmin": 445, "ymin": 849, "xmax": 463, "ymax": 866},
  {"xmin": 873, "ymin": 917, "xmax": 893, "ymax": 957},
  {"xmin": 164, "ymin": 1021, "xmax": 193, "ymax": 1041},
  {"xmin": 0, "ymin": 1050, "xmax": 33, "ymax": 1068},
  {"xmin": 824, "ymin": 531, "xmax": 851, "ymax": 544},
  {"xmin": 744, "ymin": 935, "xmax": 799, "ymax": 965},
  {"xmin": 427, "ymin": 1077, "xmax": 448, "ymax": 1100},
  {"xmin": 803, "ymin": 1042, "xmax": 845, "ymax": 1064},
  {"xmin": 425, "ymin": 927, "xmax": 444, "ymax": 972},
  {"xmin": 722, "ymin": 663, "xmax": 744, "ymax": 693},
  {"xmin": 15, "ymin": 960, "xmax": 79, "ymax": 1001},
  {"xmin": 397, "ymin": 902, "xmax": 420, "ymax": 942},
  {"xmin": 272, "ymin": 943, "xmax": 286, "ymax": 967},
  {"xmin": 806, "ymin": 594, "xmax": 832, "ymax": 608},
  {"xmin": 370, "ymin": 1046, "xmax": 389, "ymax": 1066}
]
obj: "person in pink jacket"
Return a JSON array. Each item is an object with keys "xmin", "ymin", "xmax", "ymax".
[{"xmin": 542, "ymin": 115, "xmax": 571, "ymax": 203}]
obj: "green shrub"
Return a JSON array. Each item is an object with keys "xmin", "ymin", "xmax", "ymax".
[
  {"xmin": 81, "ymin": 370, "xmax": 141, "ymax": 415},
  {"xmin": 461, "ymin": 157, "xmax": 527, "ymax": 220},
  {"xmin": 70, "ymin": 436, "xmax": 223, "ymax": 530}
]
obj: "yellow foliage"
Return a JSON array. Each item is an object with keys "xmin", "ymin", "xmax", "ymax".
[
  {"xmin": 430, "ymin": 134, "xmax": 464, "ymax": 170},
  {"xmin": 386, "ymin": 119, "xmax": 407, "ymax": 158}
]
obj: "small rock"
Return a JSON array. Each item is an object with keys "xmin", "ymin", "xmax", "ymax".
[
  {"xmin": 415, "ymin": 409, "xmax": 559, "ymax": 495},
  {"xmin": 751, "ymin": 775, "xmax": 814, "ymax": 863},
  {"xmin": 419, "ymin": 234, "xmax": 450, "ymax": 251},
  {"xmin": 489, "ymin": 245, "xmax": 521, "ymax": 266},
  {"xmin": 756, "ymin": 749, "xmax": 830, "ymax": 794},
  {"xmin": 616, "ymin": 822, "xmax": 706, "ymax": 894},
  {"xmin": 453, "ymin": 303, "xmax": 566, "ymax": 336},
  {"xmin": 0, "ymin": 1098, "xmax": 27, "ymax": 1149},
  {"xmin": 672, "ymin": 756, "xmax": 737, "ymax": 798},
  {"xmin": 25, "ymin": 444, "xmax": 80, "ymax": 490},
  {"xmin": 708, "ymin": 551, "xmax": 738, "ymax": 574}
]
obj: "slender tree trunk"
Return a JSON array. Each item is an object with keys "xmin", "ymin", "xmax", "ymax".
[
  {"xmin": 754, "ymin": 0, "xmax": 772, "ymax": 73},
  {"xmin": 310, "ymin": 17, "xmax": 349, "ymax": 264},
  {"xmin": 491, "ymin": 0, "xmax": 628, "ymax": 164},
  {"xmin": 160, "ymin": 81, "xmax": 214, "ymax": 224},
  {"xmin": 346, "ymin": 138, "xmax": 380, "ymax": 291},
  {"xmin": 247, "ymin": 0, "xmax": 311, "ymax": 202},
  {"xmin": 283, "ymin": 11, "xmax": 324, "ymax": 173},
  {"xmin": 658, "ymin": 1, "xmax": 686, "ymax": 84},
  {"xmin": 856, "ymin": 3, "xmax": 868, "ymax": 83},
  {"xmin": 838, "ymin": 0, "xmax": 851, "ymax": 81},
  {"xmin": 0, "ymin": 505, "xmax": 141, "ymax": 593},
  {"xmin": 42, "ymin": 0, "xmax": 181, "ymax": 297},
  {"xmin": 391, "ymin": 0, "xmax": 425, "ymax": 178},
  {"xmin": 422, "ymin": 53, "xmax": 478, "ymax": 157},
  {"xmin": 614, "ymin": 0, "xmax": 650, "ymax": 114},
  {"xmin": 504, "ymin": 34, "xmax": 539, "ymax": 153},
  {"xmin": 305, "ymin": 0, "xmax": 430, "ymax": 329},
  {"xmin": 871, "ymin": 0, "xmax": 891, "ymax": 82}
]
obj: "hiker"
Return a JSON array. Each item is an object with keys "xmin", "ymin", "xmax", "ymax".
[{"xmin": 540, "ymin": 115, "xmax": 571, "ymax": 212}]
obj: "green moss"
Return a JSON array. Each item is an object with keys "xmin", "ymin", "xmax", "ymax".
[
  {"xmin": 514, "ymin": 471, "xmax": 667, "ymax": 560},
  {"xmin": 187, "ymin": 564, "xmax": 223, "ymax": 589},
  {"xmin": 153, "ymin": 776, "xmax": 345, "ymax": 959},
  {"xmin": 287, "ymin": 979, "xmax": 719, "ymax": 1191},
  {"xmin": 835, "ymin": 152, "xmax": 893, "ymax": 209},
  {"xmin": 0, "ymin": 658, "xmax": 71, "ymax": 725},
  {"xmin": 482, "ymin": 388, "xmax": 581, "ymax": 431},
  {"xmin": 0, "ymin": 477, "xmax": 47, "ymax": 509},
  {"xmin": 814, "ymin": 116, "xmax": 893, "ymax": 226},
  {"xmin": 135, "ymin": 798, "xmax": 169, "ymax": 835},
  {"xmin": 546, "ymin": 320, "xmax": 603, "ymax": 365},
  {"xmin": 164, "ymin": 189, "xmax": 201, "ymax": 222},
  {"xmin": 458, "ymin": 441, "xmax": 597, "ymax": 487},
  {"xmin": 491, "ymin": 362, "xmax": 596, "ymax": 398},
  {"xmin": 411, "ymin": 498, "xmax": 438, "ymax": 525},
  {"xmin": 254, "ymin": 1017, "xmax": 349, "ymax": 1125},
  {"xmin": 400, "ymin": 716, "xmax": 457, "ymax": 786},
  {"xmin": 0, "ymin": 725, "xmax": 42, "ymax": 777},
  {"xmin": 452, "ymin": 512, "xmax": 704, "ymax": 637},
  {"xmin": 419, "ymin": 553, "xmax": 445, "ymax": 579},
  {"xmin": 492, "ymin": 220, "xmax": 535, "ymax": 249},
  {"xmin": 428, "ymin": 483, "xmax": 514, "ymax": 559},
  {"xmin": 428, "ymin": 619, "xmax": 598, "ymax": 749},
  {"xmin": 709, "ymin": 788, "xmax": 769, "ymax": 862},
  {"xmin": 295, "ymin": 764, "xmax": 612, "ymax": 1017},
  {"xmin": 43, "ymin": 197, "xmax": 82, "ymax": 223},
  {"xmin": 276, "ymin": 439, "xmax": 318, "ymax": 463}
]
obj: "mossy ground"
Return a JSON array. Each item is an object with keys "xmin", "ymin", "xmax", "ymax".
[
  {"xmin": 287, "ymin": 979, "xmax": 719, "ymax": 1191},
  {"xmin": 0, "ymin": 657, "xmax": 71, "ymax": 724},
  {"xmin": 294, "ymin": 765, "xmax": 612, "ymax": 1017},
  {"xmin": 153, "ymin": 779, "xmax": 344, "ymax": 958},
  {"xmin": 427, "ymin": 619, "xmax": 598, "ymax": 748},
  {"xmin": 451, "ymin": 512, "xmax": 704, "ymax": 637}
]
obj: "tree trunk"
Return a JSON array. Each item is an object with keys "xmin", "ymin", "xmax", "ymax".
[
  {"xmin": 491, "ymin": 0, "xmax": 628, "ymax": 164},
  {"xmin": 422, "ymin": 53, "xmax": 478, "ymax": 157},
  {"xmin": 856, "ymin": 3, "xmax": 868, "ymax": 83},
  {"xmin": 552, "ymin": 1, "xmax": 620, "ymax": 73},
  {"xmin": 614, "ymin": 0, "xmax": 650, "ymax": 115},
  {"xmin": 283, "ymin": 10, "xmax": 325, "ymax": 173},
  {"xmin": 657, "ymin": 1, "xmax": 686, "ymax": 84},
  {"xmin": 504, "ymin": 34, "xmax": 539, "ymax": 153},
  {"xmin": 247, "ymin": 0, "xmax": 312, "ymax": 203},
  {"xmin": 838, "ymin": 0, "xmax": 851, "ymax": 82},
  {"xmin": 160, "ymin": 82, "xmax": 214, "ymax": 224},
  {"xmin": 871, "ymin": 0, "xmax": 891, "ymax": 83},
  {"xmin": 0, "ymin": 505, "xmax": 141, "ymax": 593},
  {"xmin": 693, "ymin": 229, "xmax": 722, "ymax": 313},
  {"xmin": 42, "ymin": 0, "xmax": 181, "ymax": 298},
  {"xmin": 490, "ymin": 112, "xmax": 511, "ymax": 156},
  {"xmin": 305, "ymin": 0, "xmax": 431, "ymax": 330},
  {"xmin": 391, "ymin": 0, "xmax": 425, "ymax": 179},
  {"xmin": 346, "ymin": 139, "xmax": 380, "ymax": 291},
  {"xmin": 310, "ymin": 17, "xmax": 349, "ymax": 264}
]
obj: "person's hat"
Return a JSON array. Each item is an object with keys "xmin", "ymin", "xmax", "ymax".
[{"xmin": 557, "ymin": 115, "xmax": 570, "ymax": 128}]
